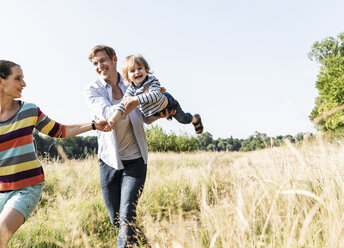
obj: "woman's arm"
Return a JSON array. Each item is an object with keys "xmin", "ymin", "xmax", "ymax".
[{"xmin": 64, "ymin": 120, "xmax": 111, "ymax": 137}]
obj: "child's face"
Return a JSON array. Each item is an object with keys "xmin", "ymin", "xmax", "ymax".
[{"xmin": 128, "ymin": 63, "xmax": 147, "ymax": 87}]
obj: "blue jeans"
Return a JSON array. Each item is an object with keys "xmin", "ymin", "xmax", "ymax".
[
  {"xmin": 154, "ymin": 92, "xmax": 193, "ymax": 124},
  {"xmin": 99, "ymin": 157, "xmax": 147, "ymax": 248}
]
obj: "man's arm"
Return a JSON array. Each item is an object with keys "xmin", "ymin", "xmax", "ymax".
[
  {"xmin": 84, "ymin": 84, "xmax": 117, "ymax": 120},
  {"xmin": 108, "ymin": 109, "xmax": 123, "ymax": 128},
  {"xmin": 145, "ymin": 109, "xmax": 177, "ymax": 124}
]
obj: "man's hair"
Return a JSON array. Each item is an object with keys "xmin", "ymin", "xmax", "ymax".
[
  {"xmin": 0, "ymin": 60, "xmax": 20, "ymax": 79},
  {"xmin": 121, "ymin": 54, "xmax": 151, "ymax": 85},
  {"xmin": 88, "ymin": 45, "xmax": 116, "ymax": 61}
]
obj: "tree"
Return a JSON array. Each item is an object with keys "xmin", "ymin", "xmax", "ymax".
[
  {"xmin": 33, "ymin": 130, "xmax": 58, "ymax": 158},
  {"xmin": 33, "ymin": 130, "xmax": 98, "ymax": 159},
  {"xmin": 196, "ymin": 132, "xmax": 213, "ymax": 150},
  {"xmin": 34, "ymin": 125, "xmax": 304, "ymax": 156},
  {"xmin": 145, "ymin": 125, "xmax": 170, "ymax": 152},
  {"xmin": 308, "ymin": 32, "xmax": 344, "ymax": 134}
]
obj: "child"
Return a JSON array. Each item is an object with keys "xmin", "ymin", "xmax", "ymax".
[{"xmin": 110, "ymin": 54, "xmax": 203, "ymax": 134}]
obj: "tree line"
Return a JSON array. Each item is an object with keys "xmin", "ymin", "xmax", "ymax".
[{"xmin": 33, "ymin": 127, "xmax": 308, "ymax": 159}]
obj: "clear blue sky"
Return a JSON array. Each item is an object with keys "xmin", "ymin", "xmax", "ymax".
[{"xmin": 2, "ymin": 0, "xmax": 344, "ymax": 138}]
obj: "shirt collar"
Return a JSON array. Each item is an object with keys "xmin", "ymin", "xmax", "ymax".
[{"xmin": 98, "ymin": 73, "xmax": 124, "ymax": 88}]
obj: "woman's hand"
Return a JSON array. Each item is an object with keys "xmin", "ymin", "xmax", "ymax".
[{"xmin": 95, "ymin": 120, "xmax": 112, "ymax": 132}]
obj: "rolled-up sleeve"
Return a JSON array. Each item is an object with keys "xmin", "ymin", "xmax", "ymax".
[
  {"xmin": 84, "ymin": 81, "xmax": 118, "ymax": 120},
  {"xmin": 83, "ymin": 77, "xmax": 148, "ymax": 169}
]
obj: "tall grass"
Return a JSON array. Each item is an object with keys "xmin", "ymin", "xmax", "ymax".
[{"xmin": 9, "ymin": 136, "xmax": 344, "ymax": 247}]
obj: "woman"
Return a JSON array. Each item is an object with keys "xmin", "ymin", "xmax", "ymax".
[{"xmin": 0, "ymin": 60, "xmax": 111, "ymax": 247}]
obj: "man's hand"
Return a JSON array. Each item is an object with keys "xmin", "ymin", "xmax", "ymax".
[
  {"xmin": 160, "ymin": 87, "xmax": 166, "ymax": 93},
  {"xmin": 108, "ymin": 118, "xmax": 117, "ymax": 129},
  {"xmin": 95, "ymin": 120, "xmax": 113, "ymax": 132},
  {"xmin": 145, "ymin": 108, "xmax": 177, "ymax": 124},
  {"xmin": 159, "ymin": 108, "xmax": 176, "ymax": 120},
  {"xmin": 108, "ymin": 110, "xmax": 123, "ymax": 129},
  {"xmin": 123, "ymin": 96, "xmax": 140, "ymax": 115}
]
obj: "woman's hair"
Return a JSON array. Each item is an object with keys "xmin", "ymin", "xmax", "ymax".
[
  {"xmin": 121, "ymin": 54, "xmax": 151, "ymax": 85},
  {"xmin": 88, "ymin": 45, "xmax": 116, "ymax": 61},
  {"xmin": 0, "ymin": 60, "xmax": 20, "ymax": 79}
]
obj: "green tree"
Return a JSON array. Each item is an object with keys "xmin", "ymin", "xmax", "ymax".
[
  {"xmin": 33, "ymin": 130, "xmax": 58, "ymax": 157},
  {"xmin": 308, "ymin": 32, "xmax": 344, "ymax": 133},
  {"xmin": 196, "ymin": 132, "xmax": 213, "ymax": 150},
  {"xmin": 33, "ymin": 131, "xmax": 98, "ymax": 159},
  {"xmin": 145, "ymin": 125, "xmax": 199, "ymax": 152},
  {"xmin": 145, "ymin": 125, "xmax": 170, "ymax": 152}
]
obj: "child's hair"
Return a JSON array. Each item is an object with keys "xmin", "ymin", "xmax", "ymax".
[{"xmin": 122, "ymin": 54, "xmax": 151, "ymax": 85}]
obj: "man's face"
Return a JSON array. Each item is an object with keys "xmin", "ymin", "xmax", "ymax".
[{"xmin": 91, "ymin": 50, "xmax": 117, "ymax": 82}]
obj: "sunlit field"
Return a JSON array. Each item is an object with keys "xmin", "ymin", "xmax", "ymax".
[{"xmin": 9, "ymin": 136, "xmax": 344, "ymax": 247}]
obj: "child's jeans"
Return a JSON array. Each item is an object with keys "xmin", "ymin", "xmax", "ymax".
[{"xmin": 154, "ymin": 92, "xmax": 193, "ymax": 124}]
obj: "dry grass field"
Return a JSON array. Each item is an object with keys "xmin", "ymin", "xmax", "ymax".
[{"xmin": 9, "ymin": 136, "xmax": 344, "ymax": 247}]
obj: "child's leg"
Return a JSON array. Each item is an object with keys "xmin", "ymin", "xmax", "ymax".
[
  {"xmin": 191, "ymin": 114, "xmax": 203, "ymax": 134},
  {"xmin": 163, "ymin": 92, "xmax": 193, "ymax": 124}
]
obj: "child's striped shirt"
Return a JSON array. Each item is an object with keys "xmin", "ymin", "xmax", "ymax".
[
  {"xmin": 116, "ymin": 76, "xmax": 167, "ymax": 117},
  {"xmin": 0, "ymin": 101, "xmax": 66, "ymax": 191}
]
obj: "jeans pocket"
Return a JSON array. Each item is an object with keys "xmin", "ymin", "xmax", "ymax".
[{"xmin": 123, "ymin": 158, "xmax": 147, "ymax": 178}]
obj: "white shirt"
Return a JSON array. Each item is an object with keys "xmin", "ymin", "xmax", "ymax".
[{"xmin": 84, "ymin": 74, "xmax": 148, "ymax": 170}]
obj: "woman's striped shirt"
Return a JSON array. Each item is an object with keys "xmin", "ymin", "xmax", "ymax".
[{"xmin": 0, "ymin": 101, "xmax": 66, "ymax": 191}]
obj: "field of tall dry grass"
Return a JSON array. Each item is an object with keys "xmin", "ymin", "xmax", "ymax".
[{"xmin": 9, "ymin": 136, "xmax": 344, "ymax": 247}]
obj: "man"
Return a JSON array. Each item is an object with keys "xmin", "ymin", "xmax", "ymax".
[{"xmin": 84, "ymin": 45, "xmax": 173, "ymax": 247}]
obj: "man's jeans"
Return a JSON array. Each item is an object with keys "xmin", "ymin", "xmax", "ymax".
[{"xmin": 99, "ymin": 157, "xmax": 147, "ymax": 247}]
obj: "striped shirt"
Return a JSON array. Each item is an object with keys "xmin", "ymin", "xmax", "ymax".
[
  {"xmin": 116, "ymin": 76, "xmax": 167, "ymax": 117},
  {"xmin": 0, "ymin": 101, "xmax": 66, "ymax": 191}
]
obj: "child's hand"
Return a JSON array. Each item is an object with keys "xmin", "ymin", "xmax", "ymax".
[{"xmin": 123, "ymin": 96, "xmax": 140, "ymax": 115}]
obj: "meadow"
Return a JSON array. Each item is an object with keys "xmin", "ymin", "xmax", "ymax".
[{"xmin": 9, "ymin": 136, "xmax": 344, "ymax": 247}]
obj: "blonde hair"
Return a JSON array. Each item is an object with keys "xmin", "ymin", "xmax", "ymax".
[{"xmin": 122, "ymin": 54, "xmax": 151, "ymax": 85}]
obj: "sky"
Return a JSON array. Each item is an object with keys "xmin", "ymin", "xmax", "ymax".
[{"xmin": 1, "ymin": 0, "xmax": 344, "ymax": 139}]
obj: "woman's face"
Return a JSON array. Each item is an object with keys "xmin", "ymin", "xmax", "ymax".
[{"xmin": 0, "ymin": 66, "xmax": 26, "ymax": 99}]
